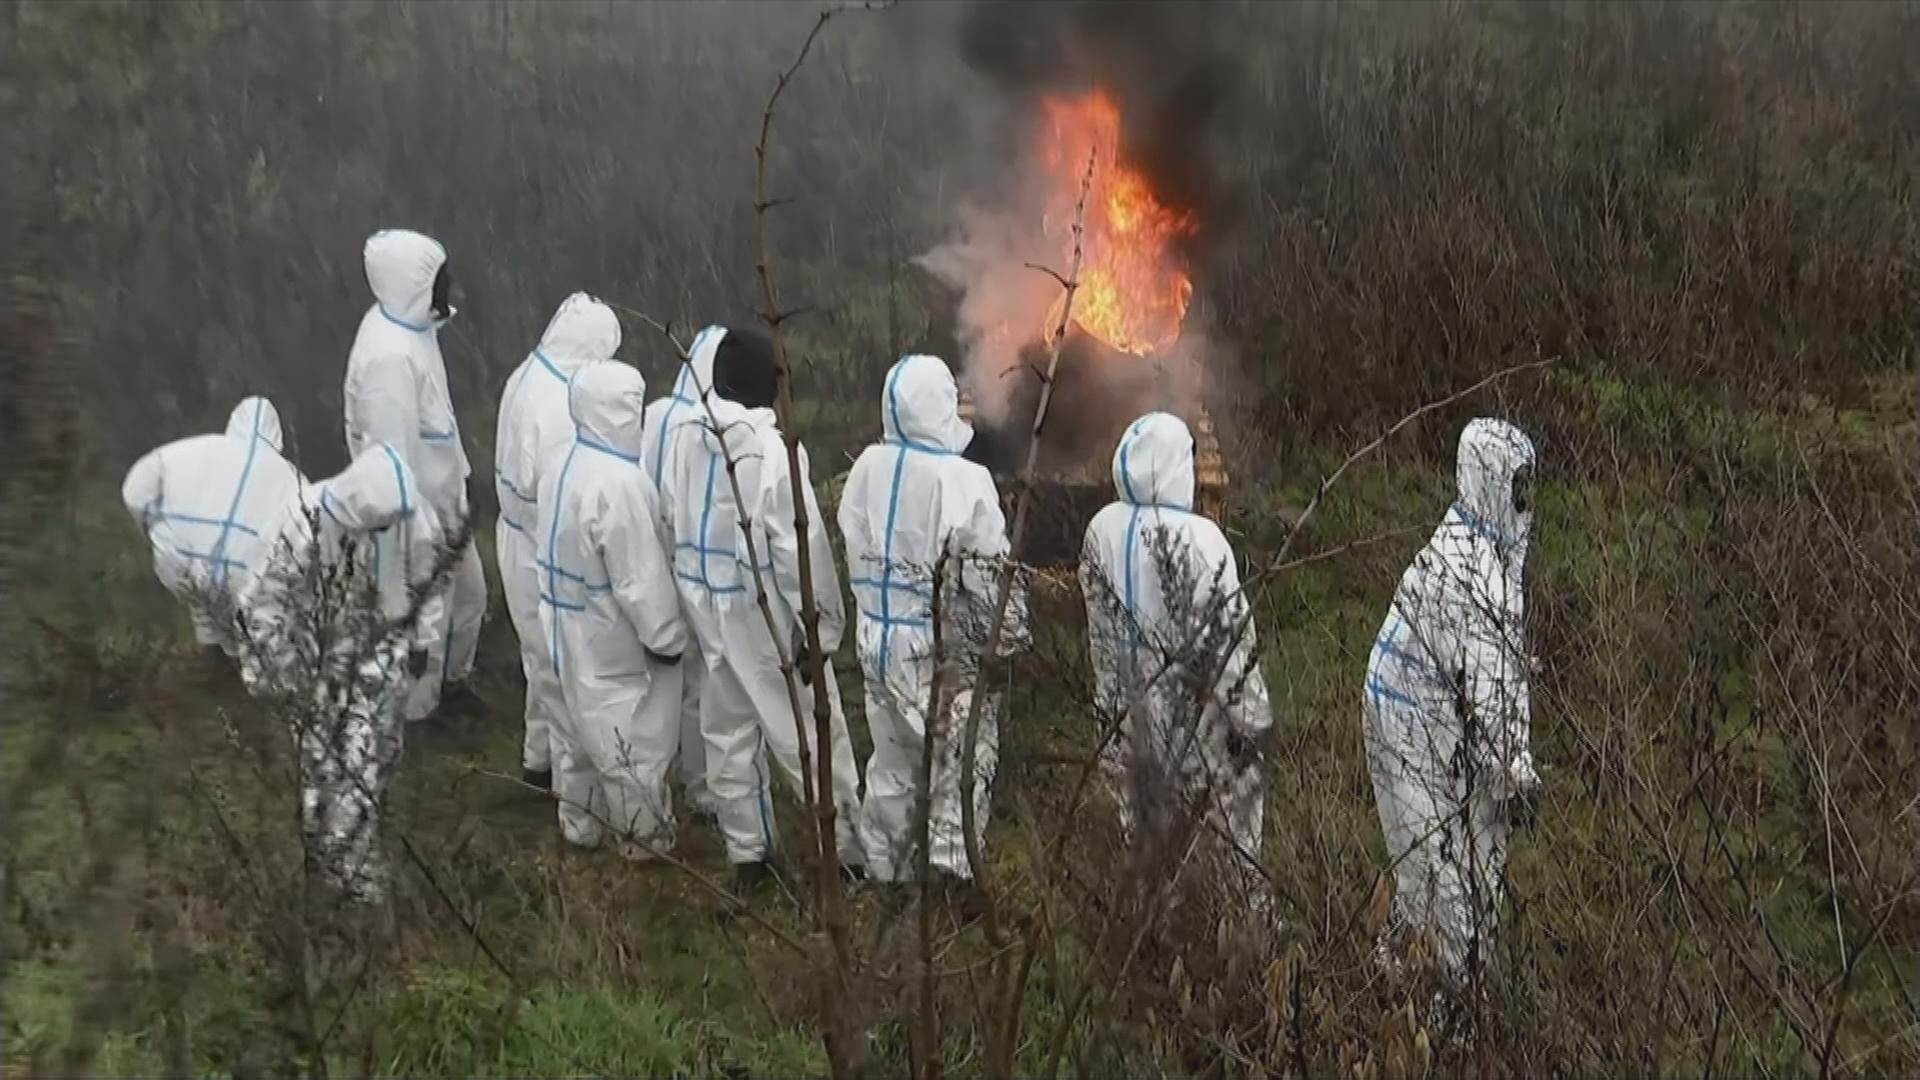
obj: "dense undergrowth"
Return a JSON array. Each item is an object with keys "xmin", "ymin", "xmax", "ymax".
[{"xmin": 5, "ymin": 1, "xmax": 1919, "ymax": 1076}]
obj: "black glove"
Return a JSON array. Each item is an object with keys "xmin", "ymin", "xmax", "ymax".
[
  {"xmin": 791, "ymin": 628, "xmax": 814, "ymax": 687},
  {"xmin": 408, "ymin": 648, "xmax": 430, "ymax": 678},
  {"xmin": 1224, "ymin": 728, "xmax": 1262, "ymax": 770},
  {"xmin": 1507, "ymin": 786, "xmax": 1540, "ymax": 831},
  {"xmin": 645, "ymin": 648, "xmax": 682, "ymax": 667}
]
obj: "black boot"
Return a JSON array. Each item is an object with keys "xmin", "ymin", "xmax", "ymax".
[
  {"xmin": 521, "ymin": 767, "xmax": 552, "ymax": 792},
  {"xmin": 198, "ymin": 644, "xmax": 231, "ymax": 685},
  {"xmin": 734, "ymin": 859, "xmax": 782, "ymax": 892},
  {"xmin": 440, "ymin": 682, "xmax": 487, "ymax": 722},
  {"xmin": 716, "ymin": 859, "xmax": 782, "ymax": 920},
  {"xmin": 935, "ymin": 869, "xmax": 988, "ymax": 923}
]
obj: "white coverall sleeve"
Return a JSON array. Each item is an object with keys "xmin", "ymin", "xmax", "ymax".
[
  {"xmin": 765, "ymin": 442, "xmax": 847, "ymax": 654},
  {"xmin": 599, "ymin": 481, "xmax": 689, "ymax": 658},
  {"xmin": 836, "ymin": 459, "xmax": 873, "ymax": 583},
  {"xmin": 121, "ymin": 449, "xmax": 166, "ymax": 529},
  {"xmin": 1206, "ymin": 542, "xmax": 1272, "ymax": 741},
  {"xmin": 355, "ymin": 360, "xmax": 425, "ymax": 493},
  {"xmin": 403, "ymin": 509, "xmax": 446, "ymax": 657},
  {"xmin": 953, "ymin": 485, "xmax": 1027, "ymax": 656},
  {"xmin": 1079, "ymin": 534, "xmax": 1122, "ymax": 714},
  {"xmin": 1463, "ymin": 563, "xmax": 1533, "ymax": 798}
]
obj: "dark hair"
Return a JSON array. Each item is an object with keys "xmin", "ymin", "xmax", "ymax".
[{"xmin": 713, "ymin": 325, "xmax": 776, "ymax": 409}]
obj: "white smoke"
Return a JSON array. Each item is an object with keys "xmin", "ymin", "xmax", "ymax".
[
  {"xmin": 912, "ymin": 197, "xmax": 1060, "ymax": 427},
  {"xmin": 914, "ymin": 191, "xmax": 1218, "ymax": 458}
]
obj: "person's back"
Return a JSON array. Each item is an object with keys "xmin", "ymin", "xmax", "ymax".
[
  {"xmin": 343, "ymin": 227, "xmax": 485, "ymax": 711},
  {"xmin": 344, "ymin": 229, "xmax": 468, "ymax": 502},
  {"xmin": 639, "ymin": 325, "xmax": 724, "ymax": 817},
  {"xmin": 534, "ymin": 361, "xmax": 688, "ymax": 856},
  {"xmin": 1363, "ymin": 416, "xmax": 1538, "ymax": 983},
  {"xmin": 247, "ymin": 443, "xmax": 445, "ymax": 675},
  {"xmin": 656, "ymin": 333, "xmax": 802, "ymax": 659},
  {"xmin": 641, "ymin": 325, "xmax": 722, "ymax": 487},
  {"xmin": 838, "ymin": 354, "xmax": 1022, "ymax": 883},
  {"xmin": 1080, "ymin": 412, "xmax": 1271, "ymax": 864},
  {"xmin": 656, "ymin": 326, "xmax": 864, "ymax": 882},
  {"xmin": 494, "ymin": 293, "xmax": 622, "ymax": 787},
  {"xmin": 241, "ymin": 444, "xmax": 433, "ymax": 904},
  {"xmin": 121, "ymin": 396, "xmax": 304, "ymax": 649}
]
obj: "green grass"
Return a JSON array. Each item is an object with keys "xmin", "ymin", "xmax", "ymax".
[{"xmin": 4, "ymin": 372, "xmax": 1916, "ymax": 1075}]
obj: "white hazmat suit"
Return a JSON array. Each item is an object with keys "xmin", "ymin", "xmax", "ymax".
[
  {"xmin": 1363, "ymin": 417, "xmax": 1539, "ymax": 984},
  {"xmin": 121, "ymin": 396, "xmax": 304, "ymax": 649},
  {"xmin": 495, "ymin": 294, "xmax": 621, "ymax": 779},
  {"xmin": 244, "ymin": 444, "xmax": 441, "ymax": 903},
  {"xmin": 838, "ymin": 355, "xmax": 1026, "ymax": 883},
  {"xmin": 535, "ymin": 361, "xmax": 690, "ymax": 854},
  {"xmin": 1081, "ymin": 412, "xmax": 1272, "ymax": 874},
  {"xmin": 639, "ymin": 326, "xmax": 726, "ymax": 816},
  {"xmin": 343, "ymin": 228, "xmax": 485, "ymax": 717},
  {"xmin": 657, "ymin": 368, "xmax": 863, "ymax": 868}
]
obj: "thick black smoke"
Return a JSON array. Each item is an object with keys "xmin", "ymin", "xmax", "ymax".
[{"xmin": 957, "ymin": 0, "xmax": 1247, "ymax": 256}]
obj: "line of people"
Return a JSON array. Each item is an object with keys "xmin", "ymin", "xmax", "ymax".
[{"xmin": 121, "ymin": 227, "xmax": 1540, "ymax": 987}]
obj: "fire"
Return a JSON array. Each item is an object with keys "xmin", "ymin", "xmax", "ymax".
[{"xmin": 1039, "ymin": 90, "xmax": 1195, "ymax": 355}]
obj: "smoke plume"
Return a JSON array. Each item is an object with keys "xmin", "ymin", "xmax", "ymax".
[
  {"xmin": 957, "ymin": 0, "xmax": 1244, "ymax": 254},
  {"xmin": 916, "ymin": 0, "xmax": 1246, "ymax": 459}
]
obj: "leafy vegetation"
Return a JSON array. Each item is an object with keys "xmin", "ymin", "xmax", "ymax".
[{"xmin": 5, "ymin": 1, "xmax": 1918, "ymax": 1076}]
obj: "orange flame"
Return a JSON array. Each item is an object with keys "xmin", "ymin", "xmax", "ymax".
[{"xmin": 1039, "ymin": 90, "xmax": 1195, "ymax": 355}]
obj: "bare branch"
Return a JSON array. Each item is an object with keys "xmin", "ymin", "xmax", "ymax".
[
  {"xmin": 604, "ymin": 301, "xmax": 688, "ymax": 358},
  {"xmin": 1022, "ymin": 262, "xmax": 1072, "ymax": 290},
  {"xmin": 960, "ymin": 147, "xmax": 1096, "ymax": 958},
  {"xmin": 912, "ymin": 548, "xmax": 950, "ymax": 1080},
  {"xmin": 1267, "ymin": 356, "xmax": 1557, "ymax": 571}
]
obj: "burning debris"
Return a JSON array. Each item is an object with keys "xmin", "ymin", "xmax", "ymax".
[
  {"xmin": 919, "ymin": 3, "xmax": 1243, "ymax": 563},
  {"xmin": 1038, "ymin": 89, "xmax": 1196, "ymax": 359},
  {"xmin": 916, "ymin": 83, "xmax": 1210, "ymax": 453}
]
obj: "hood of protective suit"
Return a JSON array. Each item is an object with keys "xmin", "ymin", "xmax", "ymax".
[
  {"xmin": 696, "ymin": 395, "xmax": 777, "ymax": 457},
  {"xmin": 320, "ymin": 444, "xmax": 418, "ymax": 533},
  {"xmin": 537, "ymin": 293, "xmax": 621, "ymax": 370},
  {"xmin": 363, "ymin": 229, "xmax": 447, "ymax": 330},
  {"xmin": 672, "ymin": 325, "xmax": 724, "ymax": 402},
  {"xmin": 570, "ymin": 361, "xmax": 649, "ymax": 461},
  {"xmin": 1111, "ymin": 412, "xmax": 1195, "ymax": 511},
  {"xmin": 1454, "ymin": 417, "xmax": 1536, "ymax": 548},
  {"xmin": 225, "ymin": 396, "xmax": 285, "ymax": 453},
  {"xmin": 882, "ymin": 354, "xmax": 973, "ymax": 454}
]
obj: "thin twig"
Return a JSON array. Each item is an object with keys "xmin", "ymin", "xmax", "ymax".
[
  {"xmin": 604, "ymin": 302, "xmax": 688, "ymax": 357},
  {"xmin": 755, "ymin": 6, "xmax": 841, "ymax": 895},
  {"xmin": 912, "ymin": 549, "xmax": 951, "ymax": 1080},
  {"xmin": 750, "ymin": 9, "xmax": 880, "ymax": 1076},
  {"xmin": 1267, "ymin": 356, "xmax": 1557, "ymax": 571},
  {"xmin": 1022, "ymin": 262, "xmax": 1072, "ymax": 290},
  {"xmin": 962, "ymin": 146, "xmax": 1097, "ymax": 1080},
  {"xmin": 1267, "ymin": 524, "xmax": 1427, "ymax": 574},
  {"xmin": 960, "ymin": 147, "xmax": 1097, "ymax": 947}
]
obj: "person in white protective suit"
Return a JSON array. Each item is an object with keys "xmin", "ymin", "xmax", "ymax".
[
  {"xmin": 495, "ymin": 293, "xmax": 622, "ymax": 790},
  {"xmin": 243, "ymin": 444, "xmax": 444, "ymax": 904},
  {"xmin": 1080, "ymin": 412, "xmax": 1273, "ymax": 887},
  {"xmin": 121, "ymin": 396, "xmax": 305, "ymax": 652},
  {"xmin": 838, "ymin": 354, "xmax": 1027, "ymax": 885},
  {"xmin": 534, "ymin": 361, "xmax": 691, "ymax": 856},
  {"xmin": 638, "ymin": 325, "xmax": 728, "ymax": 820},
  {"xmin": 656, "ymin": 326, "xmax": 865, "ymax": 882},
  {"xmin": 1363, "ymin": 417, "xmax": 1539, "ymax": 986},
  {"xmin": 343, "ymin": 228, "xmax": 486, "ymax": 720}
]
